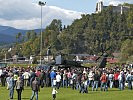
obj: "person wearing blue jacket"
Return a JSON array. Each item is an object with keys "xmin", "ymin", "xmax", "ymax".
[
  {"xmin": 126, "ymin": 71, "xmax": 133, "ymax": 90},
  {"xmin": 50, "ymin": 70, "xmax": 56, "ymax": 87},
  {"xmin": 8, "ymin": 74, "xmax": 15, "ymax": 100}
]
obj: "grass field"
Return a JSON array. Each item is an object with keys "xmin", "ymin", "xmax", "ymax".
[{"xmin": 0, "ymin": 87, "xmax": 133, "ymax": 100}]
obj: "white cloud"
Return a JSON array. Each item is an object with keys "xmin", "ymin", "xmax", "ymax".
[
  {"xmin": 0, "ymin": 0, "xmax": 82, "ymax": 30},
  {"xmin": 98, "ymin": 0, "xmax": 133, "ymax": 6}
]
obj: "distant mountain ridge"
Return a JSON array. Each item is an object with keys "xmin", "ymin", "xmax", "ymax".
[
  {"xmin": 0, "ymin": 25, "xmax": 27, "ymax": 36},
  {"xmin": 0, "ymin": 25, "xmax": 41, "ymax": 43}
]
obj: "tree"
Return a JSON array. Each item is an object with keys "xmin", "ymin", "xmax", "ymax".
[
  {"xmin": 16, "ymin": 32, "xmax": 22, "ymax": 43},
  {"xmin": 8, "ymin": 5, "xmax": 133, "ymax": 59},
  {"xmin": 26, "ymin": 31, "xmax": 31, "ymax": 40},
  {"xmin": 120, "ymin": 39, "xmax": 133, "ymax": 62}
]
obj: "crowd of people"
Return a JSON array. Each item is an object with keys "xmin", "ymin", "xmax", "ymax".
[{"xmin": 0, "ymin": 64, "xmax": 133, "ymax": 100}]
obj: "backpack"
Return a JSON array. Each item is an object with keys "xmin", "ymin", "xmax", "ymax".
[
  {"xmin": 32, "ymin": 80, "xmax": 39, "ymax": 91},
  {"xmin": 20, "ymin": 80, "xmax": 23, "ymax": 88},
  {"xmin": 127, "ymin": 75, "xmax": 132, "ymax": 81},
  {"xmin": 16, "ymin": 80, "xmax": 23, "ymax": 90},
  {"xmin": 131, "ymin": 75, "xmax": 133, "ymax": 81}
]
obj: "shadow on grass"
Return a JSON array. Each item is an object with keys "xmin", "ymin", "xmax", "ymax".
[
  {"xmin": 86, "ymin": 89, "xmax": 121, "ymax": 94},
  {"xmin": 14, "ymin": 97, "xmax": 30, "ymax": 99},
  {"xmin": 22, "ymin": 97, "xmax": 30, "ymax": 99},
  {"xmin": 108, "ymin": 89, "xmax": 121, "ymax": 92}
]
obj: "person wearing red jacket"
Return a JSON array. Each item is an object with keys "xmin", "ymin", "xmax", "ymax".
[
  {"xmin": 114, "ymin": 71, "xmax": 119, "ymax": 88},
  {"xmin": 100, "ymin": 72, "xmax": 107, "ymax": 91}
]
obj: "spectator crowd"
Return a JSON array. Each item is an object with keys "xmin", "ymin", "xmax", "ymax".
[{"xmin": 0, "ymin": 64, "xmax": 133, "ymax": 100}]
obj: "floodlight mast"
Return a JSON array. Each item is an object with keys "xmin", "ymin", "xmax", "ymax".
[{"xmin": 38, "ymin": 1, "xmax": 46, "ymax": 65}]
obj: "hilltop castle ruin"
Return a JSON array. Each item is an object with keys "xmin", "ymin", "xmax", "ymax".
[{"xmin": 95, "ymin": 1, "xmax": 129, "ymax": 14}]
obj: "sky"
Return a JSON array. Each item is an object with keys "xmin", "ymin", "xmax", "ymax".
[
  {"xmin": 38, "ymin": 0, "xmax": 98, "ymax": 13},
  {"xmin": 0, "ymin": 0, "xmax": 133, "ymax": 30}
]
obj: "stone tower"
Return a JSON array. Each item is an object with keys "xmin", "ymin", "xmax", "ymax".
[{"xmin": 96, "ymin": 1, "xmax": 103, "ymax": 13}]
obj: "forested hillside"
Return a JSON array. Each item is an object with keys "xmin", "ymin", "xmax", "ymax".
[{"xmin": 1, "ymin": 4, "xmax": 133, "ymax": 62}]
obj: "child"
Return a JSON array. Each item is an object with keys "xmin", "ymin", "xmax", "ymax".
[{"xmin": 52, "ymin": 88, "xmax": 58, "ymax": 100}]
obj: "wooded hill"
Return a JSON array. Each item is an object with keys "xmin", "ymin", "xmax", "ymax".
[{"xmin": 1, "ymin": 4, "xmax": 133, "ymax": 63}]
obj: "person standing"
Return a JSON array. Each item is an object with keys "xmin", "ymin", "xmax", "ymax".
[
  {"xmin": 100, "ymin": 72, "xmax": 107, "ymax": 91},
  {"xmin": 53, "ymin": 78, "xmax": 57, "ymax": 88},
  {"xmin": 92, "ymin": 71, "xmax": 100, "ymax": 91},
  {"xmin": 22, "ymin": 70, "xmax": 30, "ymax": 87},
  {"xmin": 6, "ymin": 75, "xmax": 10, "ymax": 90},
  {"xmin": 1, "ymin": 69, "xmax": 7, "ymax": 87},
  {"xmin": 76, "ymin": 73, "xmax": 82, "ymax": 90},
  {"xmin": 8, "ymin": 74, "xmax": 15, "ymax": 100},
  {"xmin": 72, "ymin": 72, "xmax": 77, "ymax": 90},
  {"xmin": 30, "ymin": 77, "xmax": 40, "ymax": 100},
  {"xmin": 56, "ymin": 72, "xmax": 61, "ymax": 89},
  {"xmin": 126, "ymin": 71, "xmax": 133, "ymax": 90},
  {"xmin": 14, "ymin": 72, "xmax": 18, "ymax": 87},
  {"xmin": 63, "ymin": 71, "xmax": 67, "ymax": 88},
  {"xmin": 88, "ymin": 71, "xmax": 94, "ymax": 87},
  {"xmin": 45, "ymin": 70, "xmax": 50, "ymax": 87},
  {"xmin": 30, "ymin": 69, "xmax": 36, "ymax": 87},
  {"xmin": 118, "ymin": 71, "xmax": 125, "ymax": 90},
  {"xmin": 79, "ymin": 73, "xmax": 88, "ymax": 93},
  {"xmin": 109, "ymin": 72, "xmax": 114, "ymax": 88},
  {"xmin": 16, "ymin": 77, "xmax": 24, "ymax": 100},
  {"xmin": 40, "ymin": 70, "xmax": 45, "ymax": 88},
  {"xmin": 114, "ymin": 71, "xmax": 119, "ymax": 88},
  {"xmin": 50, "ymin": 70, "xmax": 56, "ymax": 87},
  {"xmin": 67, "ymin": 71, "xmax": 72, "ymax": 87}
]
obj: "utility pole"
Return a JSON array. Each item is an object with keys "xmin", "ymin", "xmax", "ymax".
[{"xmin": 5, "ymin": 53, "xmax": 6, "ymax": 63}]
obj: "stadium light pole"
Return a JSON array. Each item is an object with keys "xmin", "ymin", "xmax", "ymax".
[
  {"xmin": 5, "ymin": 53, "xmax": 6, "ymax": 63},
  {"xmin": 38, "ymin": 1, "xmax": 46, "ymax": 65}
]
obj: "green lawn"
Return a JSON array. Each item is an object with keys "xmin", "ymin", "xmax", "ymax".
[{"xmin": 0, "ymin": 87, "xmax": 133, "ymax": 100}]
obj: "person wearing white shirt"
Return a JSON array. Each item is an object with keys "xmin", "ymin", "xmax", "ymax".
[
  {"xmin": 56, "ymin": 72, "xmax": 61, "ymax": 89},
  {"xmin": 72, "ymin": 72, "xmax": 77, "ymax": 90},
  {"xmin": 0, "ymin": 68, "xmax": 3, "ymax": 76},
  {"xmin": 83, "ymin": 68, "xmax": 87, "ymax": 74},
  {"xmin": 52, "ymin": 88, "xmax": 58, "ymax": 100},
  {"xmin": 0, "ymin": 68, "xmax": 3, "ymax": 83},
  {"xmin": 109, "ymin": 73, "xmax": 114, "ymax": 88},
  {"xmin": 53, "ymin": 78, "xmax": 57, "ymax": 88},
  {"xmin": 88, "ymin": 71, "xmax": 94, "ymax": 87},
  {"xmin": 118, "ymin": 71, "xmax": 124, "ymax": 90},
  {"xmin": 23, "ymin": 71, "xmax": 31, "ymax": 86}
]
